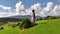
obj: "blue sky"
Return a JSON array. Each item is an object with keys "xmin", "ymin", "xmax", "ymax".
[{"xmin": 0, "ymin": 0, "xmax": 60, "ymax": 9}]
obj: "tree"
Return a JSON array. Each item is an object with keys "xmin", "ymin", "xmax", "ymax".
[{"xmin": 20, "ymin": 18, "xmax": 32, "ymax": 34}]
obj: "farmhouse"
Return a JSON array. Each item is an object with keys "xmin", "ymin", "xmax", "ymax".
[{"xmin": 46, "ymin": 16, "xmax": 56, "ymax": 19}]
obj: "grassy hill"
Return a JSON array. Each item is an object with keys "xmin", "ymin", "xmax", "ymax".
[{"xmin": 0, "ymin": 18, "xmax": 60, "ymax": 34}]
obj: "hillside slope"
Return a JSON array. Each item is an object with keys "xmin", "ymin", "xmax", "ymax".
[{"xmin": 0, "ymin": 18, "xmax": 60, "ymax": 34}]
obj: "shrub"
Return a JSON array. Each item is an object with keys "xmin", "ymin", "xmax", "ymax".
[
  {"xmin": 36, "ymin": 18, "xmax": 43, "ymax": 21},
  {"xmin": 0, "ymin": 27, "xmax": 4, "ymax": 30},
  {"xmin": 8, "ymin": 23, "xmax": 10, "ymax": 26},
  {"xmin": 11, "ymin": 24, "xmax": 16, "ymax": 27},
  {"xmin": 17, "ymin": 23, "xmax": 20, "ymax": 26},
  {"xmin": 20, "ymin": 18, "xmax": 32, "ymax": 29}
]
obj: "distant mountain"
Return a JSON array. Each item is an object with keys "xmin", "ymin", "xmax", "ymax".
[
  {"xmin": 0, "ymin": 15, "xmax": 41, "ymax": 25},
  {"xmin": 9, "ymin": 15, "xmax": 41, "ymax": 19},
  {"xmin": 0, "ymin": 15, "xmax": 41, "ymax": 22},
  {"xmin": 0, "ymin": 15, "xmax": 41, "ymax": 23}
]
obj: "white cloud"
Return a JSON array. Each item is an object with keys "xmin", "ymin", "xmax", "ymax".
[
  {"xmin": 0, "ymin": 1, "xmax": 60, "ymax": 18},
  {"xmin": 15, "ymin": 1, "xmax": 25, "ymax": 15},
  {"xmin": 50, "ymin": 5, "xmax": 60, "ymax": 16},
  {"xmin": 0, "ymin": 12, "xmax": 9, "ymax": 17},
  {"xmin": 43, "ymin": 2, "xmax": 53, "ymax": 11},
  {"xmin": 23, "ymin": 2, "xmax": 60, "ymax": 17},
  {"xmin": 0, "ymin": 5, "xmax": 12, "ymax": 17},
  {"xmin": 42, "ymin": 2, "xmax": 53, "ymax": 16},
  {"xmin": 30, "ymin": 3, "xmax": 42, "ymax": 16},
  {"xmin": 25, "ymin": 8, "xmax": 32, "ymax": 15},
  {"xmin": 26, "ymin": 2, "xmax": 60, "ymax": 17},
  {"xmin": 0, "ymin": 5, "xmax": 11, "ymax": 10},
  {"xmin": 26, "ymin": 2, "xmax": 53, "ymax": 17}
]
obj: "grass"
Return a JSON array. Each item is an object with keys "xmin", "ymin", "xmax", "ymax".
[
  {"xmin": 0, "ymin": 18, "xmax": 60, "ymax": 34},
  {"xmin": 0, "ymin": 24, "xmax": 19, "ymax": 34}
]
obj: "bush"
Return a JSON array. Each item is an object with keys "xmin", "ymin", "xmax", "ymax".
[
  {"xmin": 11, "ymin": 24, "xmax": 16, "ymax": 27},
  {"xmin": 17, "ymin": 23, "xmax": 20, "ymax": 26},
  {"xmin": 20, "ymin": 18, "xmax": 32, "ymax": 29},
  {"xmin": 36, "ymin": 18, "xmax": 43, "ymax": 21},
  {"xmin": 0, "ymin": 27, "xmax": 4, "ymax": 30},
  {"xmin": 8, "ymin": 23, "xmax": 10, "ymax": 26}
]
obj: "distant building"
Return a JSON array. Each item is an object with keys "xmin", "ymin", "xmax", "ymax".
[{"xmin": 46, "ymin": 16, "xmax": 56, "ymax": 19}]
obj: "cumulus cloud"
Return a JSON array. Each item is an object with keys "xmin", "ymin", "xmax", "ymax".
[
  {"xmin": 27, "ymin": 2, "xmax": 60, "ymax": 17},
  {"xmin": 42, "ymin": 2, "xmax": 60, "ymax": 17},
  {"xmin": 0, "ymin": 1, "xmax": 26, "ymax": 17},
  {"xmin": 15, "ymin": 1, "xmax": 25, "ymax": 15},
  {"xmin": 25, "ymin": 8, "xmax": 32, "ymax": 15},
  {"xmin": 42, "ymin": 2, "xmax": 53, "ymax": 16},
  {"xmin": 21, "ymin": 2, "xmax": 60, "ymax": 17},
  {"xmin": 30, "ymin": 3, "xmax": 42, "ymax": 16},
  {"xmin": 26, "ymin": 2, "xmax": 53, "ymax": 17},
  {"xmin": 50, "ymin": 5, "xmax": 60, "ymax": 16},
  {"xmin": 43, "ymin": 2, "xmax": 53, "ymax": 12},
  {"xmin": 0, "ymin": 12, "xmax": 9, "ymax": 17},
  {"xmin": 0, "ymin": 5, "xmax": 12, "ymax": 17},
  {"xmin": 0, "ymin": 1, "xmax": 60, "ymax": 17}
]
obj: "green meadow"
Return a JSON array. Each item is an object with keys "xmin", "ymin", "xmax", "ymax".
[{"xmin": 0, "ymin": 18, "xmax": 60, "ymax": 34}]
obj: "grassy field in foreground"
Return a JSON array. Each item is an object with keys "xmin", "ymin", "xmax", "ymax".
[{"xmin": 0, "ymin": 18, "xmax": 60, "ymax": 34}]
